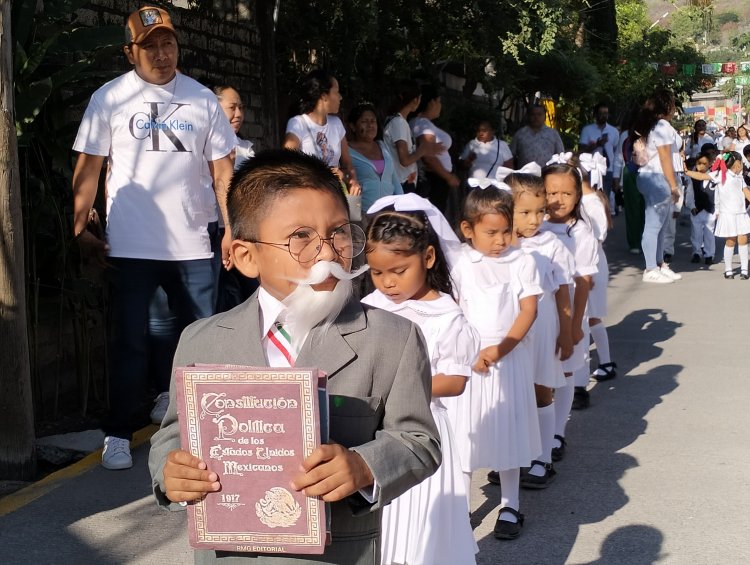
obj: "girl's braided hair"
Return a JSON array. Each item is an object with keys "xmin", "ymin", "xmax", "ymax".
[{"xmin": 366, "ymin": 209, "xmax": 453, "ymax": 296}]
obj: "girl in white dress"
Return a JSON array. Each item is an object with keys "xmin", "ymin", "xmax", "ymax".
[
  {"xmin": 578, "ymin": 153, "xmax": 617, "ymax": 383},
  {"xmin": 448, "ymin": 186, "xmax": 543, "ymax": 540},
  {"xmin": 362, "ymin": 196, "xmax": 480, "ymax": 565},
  {"xmin": 504, "ymin": 172, "xmax": 575, "ymax": 488},
  {"xmin": 685, "ymin": 151, "xmax": 750, "ymax": 279},
  {"xmin": 541, "ymin": 156, "xmax": 599, "ymax": 454}
]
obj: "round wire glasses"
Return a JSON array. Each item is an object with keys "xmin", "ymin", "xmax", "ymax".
[{"xmin": 246, "ymin": 222, "xmax": 366, "ymax": 264}]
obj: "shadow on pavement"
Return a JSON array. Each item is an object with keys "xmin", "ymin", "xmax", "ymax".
[
  {"xmin": 474, "ymin": 306, "xmax": 680, "ymax": 564},
  {"xmin": 0, "ymin": 444, "xmax": 187, "ymax": 564},
  {"xmin": 572, "ymin": 524, "xmax": 665, "ymax": 565}
]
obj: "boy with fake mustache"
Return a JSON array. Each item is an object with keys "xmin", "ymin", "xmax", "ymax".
[{"xmin": 149, "ymin": 149, "xmax": 441, "ymax": 564}]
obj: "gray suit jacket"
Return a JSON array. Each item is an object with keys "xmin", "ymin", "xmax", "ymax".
[{"xmin": 148, "ymin": 293, "xmax": 441, "ymax": 565}]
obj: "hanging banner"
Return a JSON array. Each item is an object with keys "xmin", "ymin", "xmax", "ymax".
[
  {"xmin": 659, "ymin": 63, "xmax": 677, "ymax": 76},
  {"xmin": 722, "ymin": 62, "xmax": 738, "ymax": 74},
  {"xmin": 648, "ymin": 62, "xmax": 659, "ymax": 71},
  {"xmin": 702, "ymin": 64, "xmax": 716, "ymax": 75},
  {"xmin": 682, "ymin": 64, "xmax": 696, "ymax": 76},
  {"xmin": 736, "ymin": 75, "xmax": 750, "ymax": 86},
  {"xmin": 713, "ymin": 63, "xmax": 723, "ymax": 73},
  {"xmin": 740, "ymin": 62, "xmax": 750, "ymax": 73}
]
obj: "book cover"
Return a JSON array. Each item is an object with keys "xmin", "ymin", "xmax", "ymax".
[{"xmin": 175, "ymin": 366, "xmax": 327, "ymax": 554}]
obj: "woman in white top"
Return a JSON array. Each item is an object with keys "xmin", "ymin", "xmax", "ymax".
[
  {"xmin": 687, "ymin": 119, "xmax": 714, "ymax": 159},
  {"xmin": 632, "ymin": 89, "xmax": 683, "ymax": 284},
  {"xmin": 459, "ymin": 120, "xmax": 513, "ymax": 180},
  {"xmin": 735, "ymin": 125, "xmax": 750, "ymax": 166},
  {"xmin": 410, "ymin": 84, "xmax": 459, "ymax": 216},
  {"xmin": 283, "ymin": 69, "xmax": 361, "ymax": 195},
  {"xmin": 383, "ymin": 79, "xmax": 443, "ymax": 193}
]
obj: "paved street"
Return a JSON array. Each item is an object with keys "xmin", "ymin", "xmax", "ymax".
[{"xmin": 2, "ymin": 215, "xmax": 749, "ymax": 564}]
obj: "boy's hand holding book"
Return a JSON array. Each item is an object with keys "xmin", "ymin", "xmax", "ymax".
[
  {"xmin": 163, "ymin": 449, "xmax": 221, "ymax": 504},
  {"xmin": 291, "ymin": 443, "xmax": 374, "ymax": 502}
]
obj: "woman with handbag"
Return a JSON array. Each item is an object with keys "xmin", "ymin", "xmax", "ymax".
[
  {"xmin": 459, "ymin": 120, "xmax": 513, "ymax": 181},
  {"xmin": 631, "ymin": 89, "xmax": 683, "ymax": 284}
]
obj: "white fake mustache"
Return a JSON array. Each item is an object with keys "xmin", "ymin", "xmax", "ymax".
[{"xmin": 289, "ymin": 261, "xmax": 370, "ymax": 285}]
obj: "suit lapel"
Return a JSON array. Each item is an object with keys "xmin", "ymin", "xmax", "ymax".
[
  {"xmin": 215, "ymin": 292, "xmax": 267, "ymax": 366},
  {"xmin": 296, "ymin": 298, "xmax": 367, "ymax": 378}
]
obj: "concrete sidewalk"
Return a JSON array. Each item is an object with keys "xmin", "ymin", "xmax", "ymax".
[{"xmin": 1, "ymin": 215, "xmax": 749, "ymax": 564}]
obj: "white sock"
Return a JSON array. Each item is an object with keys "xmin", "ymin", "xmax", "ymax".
[
  {"xmin": 499, "ymin": 468, "xmax": 520, "ymax": 522},
  {"xmin": 589, "ymin": 322, "xmax": 611, "ymax": 365},
  {"xmin": 740, "ymin": 245, "xmax": 749, "ymax": 275},
  {"xmin": 529, "ymin": 403, "xmax": 555, "ymax": 476},
  {"xmin": 724, "ymin": 244, "xmax": 735, "ymax": 274},
  {"xmin": 573, "ymin": 364, "xmax": 590, "ymax": 387},
  {"xmin": 463, "ymin": 471, "xmax": 472, "ymax": 499},
  {"xmin": 555, "ymin": 382, "xmax": 574, "ymax": 440}
]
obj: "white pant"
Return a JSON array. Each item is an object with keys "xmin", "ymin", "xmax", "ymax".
[{"xmin": 690, "ymin": 210, "xmax": 716, "ymax": 257}]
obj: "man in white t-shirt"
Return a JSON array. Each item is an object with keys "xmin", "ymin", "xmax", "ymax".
[
  {"xmin": 71, "ymin": 6, "xmax": 235, "ymax": 470},
  {"xmin": 580, "ymin": 103, "xmax": 619, "ymax": 206}
]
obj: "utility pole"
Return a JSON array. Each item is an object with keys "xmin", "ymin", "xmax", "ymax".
[{"xmin": 0, "ymin": 0, "xmax": 36, "ymax": 480}]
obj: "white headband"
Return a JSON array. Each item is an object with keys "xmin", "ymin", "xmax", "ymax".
[
  {"xmin": 578, "ymin": 152, "xmax": 607, "ymax": 189},
  {"xmin": 467, "ymin": 177, "xmax": 511, "ymax": 192},
  {"xmin": 495, "ymin": 162, "xmax": 542, "ymax": 181},
  {"xmin": 367, "ymin": 194, "xmax": 460, "ymax": 258},
  {"xmin": 545, "ymin": 152, "xmax": 574, "ymax": 166}
]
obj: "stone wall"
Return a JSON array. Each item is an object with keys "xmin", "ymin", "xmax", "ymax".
[{"xmin": 75, "ymin": 0, "xmax": 278, "ymax": 147}]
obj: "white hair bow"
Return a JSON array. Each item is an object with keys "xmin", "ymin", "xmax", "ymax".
[
  {"xmin": 367, "ymin": 193, "xmax": 460, "ymax": 245},
  {"xmin": 495, "ymin": 162, "xmax": 542, "ymax": 181},
  {"xmin": 545, "ymin": 152, "xmax": 573, "ymax": 166},
  {"xmin": 467, "ymin": 177, "xmax": 511, "ymax": 192},
  {"xmin": 578, "ymin": 152, "xmax": 607, "ymax": 189}
]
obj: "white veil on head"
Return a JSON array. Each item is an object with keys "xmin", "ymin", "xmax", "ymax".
[{"xmin": 366, "ymin": 193, "xmax": 462, "ymax": 266}]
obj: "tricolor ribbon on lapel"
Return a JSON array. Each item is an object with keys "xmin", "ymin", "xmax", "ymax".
[
  {"xmin": 495, "ymin": 162, "xmax": 542, "ymax": 181},
  {"xmin": 467, "ymin": 177, "xmax": 511, "ymax": 191},
  {"xmin": 578, "ymin": 152, "xmax": 608, "ymax": 189},
  {"xmin": 546, "ymin": 152, "xmax": 573, "ymax": 166}
]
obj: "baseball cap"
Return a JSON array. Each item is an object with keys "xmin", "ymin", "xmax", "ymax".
[{"xmin": 125, "ymin": 6, "xmax": 176, "ymax": 45}]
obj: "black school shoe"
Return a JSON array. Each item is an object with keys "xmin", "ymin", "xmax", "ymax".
[
  {"xmin": 592, "ymin": 362, "xmax": 617, "ymax": 382},
  {"xmin": 705, "ymin": 256, "xmax": 713, "ymax": 265},
  {"xmin": 691, "ymin": 253, "xmax": 701, "ymax": 263},
  {"xmin": 486, "ymin": 470, "xmax": 500, "ymax": 485},
  {"xmin": 494, "ymin": 507, "xmax": 525, "ymax": 540},
  {"xmin": 551, "ymin": 434, "xmax": 566, "ymax": 462},
  {"xmin": 741, "ymin": 273, "xmax": 749, "ymax": 280},
  {"xmin": 725, "ymin": 272, "xmax": 735, "ymax": 279},
  {"xmin": 520, "ymin": 460, "xmax": 556, "ymax": 489},
  {"xmin": 663, "ymin": 253, "xmax": 672, "ymax": 264},
  {"xmin": 571, "ymin": 386, "xmax": 590, "ymax": 410}
]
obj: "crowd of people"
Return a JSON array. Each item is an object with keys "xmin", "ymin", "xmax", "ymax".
[{"xmin": 69, "ymin": 5, "xmax": 750, "ymax": 565}]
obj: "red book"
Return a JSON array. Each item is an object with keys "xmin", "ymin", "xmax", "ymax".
[{"xmin": 175, "ymin": 366, "xmax": 328, "ymax": 554}]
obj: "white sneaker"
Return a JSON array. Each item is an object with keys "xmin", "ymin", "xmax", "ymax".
[
  {"xmin": 642, "ymin": 268, "xmax": 673, "ymax": 284},
  {"xmin": 660, "ymin": 264, "xmax": 682, "ymax": 280},
  {"xmin": 102, "ymin": 436, "xmax": 132, "ymax": 470},
  {"xmin": 150, "ymin": 392, "xmax": 170, "ymax": 424}
]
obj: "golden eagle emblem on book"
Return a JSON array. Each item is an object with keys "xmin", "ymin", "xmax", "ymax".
[{"xmin": 255, "ymin": 487, "xmax": 302, "ymax": 528}]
